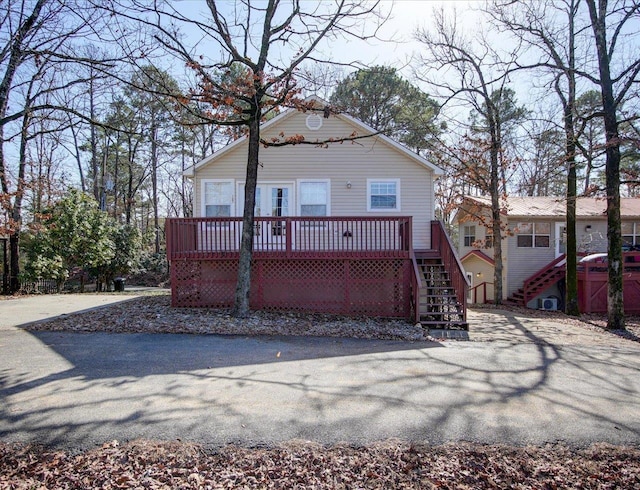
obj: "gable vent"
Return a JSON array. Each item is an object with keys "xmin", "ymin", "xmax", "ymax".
[{"xmin": 306, "ymin": 113, "xmax": 323, "ymax": 130}]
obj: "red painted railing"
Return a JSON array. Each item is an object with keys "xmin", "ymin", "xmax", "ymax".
[
  {"xmin": 166, "ymin": 216, "xmax": 413, "ymax": 260},
  {"xmin": 431, "ymin": 220, "xmax": 469, "ymax": 320},
  {"xmin": 470, "ymin": 281, "xmax": 493, "ymax": 304},
  {"xmin": 522, "ymin": 254, "xmax": 567, "ymax": 305}
]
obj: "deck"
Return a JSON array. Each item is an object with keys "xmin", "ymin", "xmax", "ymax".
[{"xmin": 166, "ymin": 217, "xmax": 467, "ymax": 326}]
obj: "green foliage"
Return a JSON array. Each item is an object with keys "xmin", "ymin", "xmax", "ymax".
[
  {"xmin": 128, "ymin": 251, "xmax": 169, "ymax": 286},
  {"xmin": 93, "ymin": 223, "xmax": 143, "ymax": 285},
  {"xmin": 20, "ymin": 231, "xmax": 67, "ymax": 285},
  {"xmin": 22, "ymin": 189, "xmax": 144, "ymax": 288},
  {"xmin": 470, "ymin": 87, "xmax": 528, "ymax": 139},
  {"xmin": 330, "ymin": 66, "xmax": 440, "ymax": 152}
]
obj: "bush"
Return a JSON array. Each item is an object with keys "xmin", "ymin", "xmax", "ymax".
[{"xmin": 128, "ymin": 252, "xmax": 169, "ymax": 287}]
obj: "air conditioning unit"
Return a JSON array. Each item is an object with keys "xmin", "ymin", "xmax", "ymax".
[{"xmin": 539, "ymin": 297, "xmax": 558, "ymax": 311}]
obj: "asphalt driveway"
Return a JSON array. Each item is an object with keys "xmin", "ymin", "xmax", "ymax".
[{"xmin": 1, "ymin": 294, "xmax": 639, "ymax": 450}]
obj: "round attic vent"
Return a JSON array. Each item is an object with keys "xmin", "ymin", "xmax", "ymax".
[{"xmin": 306, "ymin": 113, "xmax": 323, "ymax": 130}]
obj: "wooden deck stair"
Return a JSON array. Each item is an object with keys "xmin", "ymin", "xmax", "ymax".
[
  {"xmin": 416, "ymin": 256, "xmax": 468, "ymax": 330},
  {"xmin": 506, "ymin": 255, "xmax": 566, "ymax": 306}
]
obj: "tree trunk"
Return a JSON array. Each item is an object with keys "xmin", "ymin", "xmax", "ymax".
[
  {"xmin": 151, "ymin": 121, "xmax": 160, "ymax": 254},
  {"xmin": 488, "ymin": 115, "xmax": 503, "ymax": 304},
  {"xmin": 563, "ymin": 8, "xmax": 579, "ymax": 317},
  {"xmin": 587, "ymin": 0, "xmax": 624, "ymax": 330},
  {"xmin": 232, "ymin": 115, "xmax": 260, "ymax": 317}
]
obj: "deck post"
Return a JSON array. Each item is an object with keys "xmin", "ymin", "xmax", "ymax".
[{"xmin": 285, "ymin": 218, "xmax": 292, "ymax": 257}]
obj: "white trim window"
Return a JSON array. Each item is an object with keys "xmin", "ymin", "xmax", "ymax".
[
  {"xmin": 367, "ymin": 179, "xmax": 400, "ymax": 212},
  {"xmin": 516, "ymin": 222, "xmax": 550, "ymax": 248},
  {"xmin": 202, "ymin": 180, "xmax": 233, "ymax": 217},
  {"xmin": 463, "ymin": 225, "xmax": 476, "ymax": 247},
  {"xmin": 622, "ymin": 222, "xmax": 640, "ymax": 247},
  {"xmin": 298, "ymin": 180, "xmax": 330, "ymax": 217}
]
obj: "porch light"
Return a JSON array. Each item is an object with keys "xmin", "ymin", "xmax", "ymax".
[
  {"xmin": 476, "ymin": 272, "xmax": 482, "ymax": 278},
  {"xmin": 346, "ymin": 181, "xmax": 352, "ymax": 189}
]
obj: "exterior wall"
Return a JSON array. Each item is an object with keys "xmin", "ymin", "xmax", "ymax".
[
  {"xmin": 191, "ymin": 111, "xmax": 436, "ymax": 250},
  {"xmin": 457, "ymin": 214, "xmax": 506, "ymax": 298},
  {"xmin": 576, "ymin": 220, "xmax": 608, "ymax": 253},
  {"xmin": 506, "ymin": 218, "xmax": 557, "ymax": 297},
  {"xmin": 462, "ymin": 255, "xmax": 495, "ymax": 304}
]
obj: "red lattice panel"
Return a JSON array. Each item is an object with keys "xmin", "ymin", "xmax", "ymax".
[
  {"xmin": 171, "ymin": 259, "xmax": 236, "ymax": 308},
  {"xmin": 256, "ymin": 259, "xmax": 347, "ymax": 313},
  {"xmin": 170, "ymin": 257, "xmax": 412, "ymax": 318}
]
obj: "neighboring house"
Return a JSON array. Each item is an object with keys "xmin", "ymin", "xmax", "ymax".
[
  {"xmin": 455, "ymin": 195, "xmax": 640, "ymax": 312},
  {"xmin": 165, "ymin": 97, "xmax": 469, "ymax": 328}
]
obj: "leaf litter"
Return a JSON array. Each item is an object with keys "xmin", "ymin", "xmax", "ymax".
[{"xmin": 1, "ymin": 439, "xmax": 639, "ymax": 489}]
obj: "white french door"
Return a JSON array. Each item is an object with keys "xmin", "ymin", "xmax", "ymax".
[{"xmin": 237, "ymin": 182, "xmax": 294, "ymax": 246}]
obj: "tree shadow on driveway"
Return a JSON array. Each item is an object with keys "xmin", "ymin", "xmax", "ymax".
[{"xmin": 1, "ymin": 311, "xmax": 639, "ymax": 450}]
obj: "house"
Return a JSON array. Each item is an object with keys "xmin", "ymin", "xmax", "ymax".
[
  {"xmin": 165, "ymin": 98, "xmax": 469, "ymax": 328},
  {"xmin": 455, "ymin": 195, "xmax": 640, "ymax": 312}
]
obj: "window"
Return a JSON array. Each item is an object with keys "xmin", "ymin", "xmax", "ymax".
[
  {"xmin": 484, "ymin": 226, "xmax": 494, "ymax": 248},
  {"xmin": 203, "ymin": 180, "xmax": 233, "ymax": 217},
  {"xmin": 299, "ymin": 181, "xmax": 329, "ymax": 216},
  {"xmin": 463, "ymin": 225, "xmax": 476, "ymax": 247},
  {"xmin": 622, "ymin": 222, "xmax": 639, "ymax": 247},
  {"xmin": 367, "ymin": 179, "xmax": 400, "ymax": 211},
  {"xmin": 517, "ymin": 222, "xmax": 550, "ymax": 248}
]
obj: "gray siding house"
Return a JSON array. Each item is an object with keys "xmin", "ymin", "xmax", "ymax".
[{"xmin": 455, "ymin": 195, "xmax": 640, "ymax": 308}]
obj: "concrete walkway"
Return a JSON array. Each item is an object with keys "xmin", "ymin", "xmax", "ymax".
[{"xmin": 1, "ymin": 294, "xmax": 639, "ymax": 450}]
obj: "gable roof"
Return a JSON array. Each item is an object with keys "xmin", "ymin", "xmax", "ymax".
[
  {"xmin": 461, "ymin": 249, "xmax": 495, "ymax": 266},
  {"xmin": 461, "ymin": 195, "xmax": 640, "ymax": 219},
  {"xmin": 184, "ymin": 96, "xmax": 443, "ymax": 177}
]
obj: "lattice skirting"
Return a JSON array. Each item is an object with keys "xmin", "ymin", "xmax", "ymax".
[{"xmin": 170, "ymin": 257, "xmax": 412, "ymax": 319}]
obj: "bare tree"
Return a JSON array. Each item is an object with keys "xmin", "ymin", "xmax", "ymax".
[
  {"xmin": 585, "ymin": 0, "xmax": 640, "ymax": 330},
  {"xmin": 0, "ymin": 0, "xmax": 113, "ymax": 292},
  {"xmin": 106, "ymin": 0, "xmax": 386, "ymax": 317},
  {"xmin": 414, "ymin": 8, "xmax": 521, "ymax": 304},
  {"xmin": 489, "ymin": 0, "xmax": 584, "ymax": 315}
]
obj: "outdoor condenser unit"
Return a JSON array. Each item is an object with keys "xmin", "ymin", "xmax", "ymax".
[{"xmin": 539, "ymin": 297, "xmax": 558, "ymax": 311}]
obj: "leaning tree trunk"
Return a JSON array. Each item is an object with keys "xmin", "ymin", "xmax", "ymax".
[{"xmin": 232, "ymin": 115, "xmax": 260, "ymax": 317}]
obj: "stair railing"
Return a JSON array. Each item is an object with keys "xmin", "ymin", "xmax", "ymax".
[
  {"xmin": 522, "ymin": 254, "xmax": 566, "ymax": 305},
  {"xmin": 410, "ymin": 252, "xmax": 425, "ymax": 324},
  {"xmin": 431, "ymin": 220, "xmax": 469, "ymax": 321}
]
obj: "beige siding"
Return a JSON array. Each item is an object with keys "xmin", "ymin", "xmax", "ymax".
[
  {"xmin": 462, "ymin": 255, "xmax": 495, "ymax": 303},
  {"xmin": 192, "ymin": 110, "xmax": 436, "ymax": 249}
]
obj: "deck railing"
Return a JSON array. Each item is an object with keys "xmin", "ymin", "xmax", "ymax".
[{"xmin": 166, "ymin": 216, "xmax": 413, "ymax": 259}]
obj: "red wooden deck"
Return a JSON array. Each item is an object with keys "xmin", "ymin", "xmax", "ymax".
[{"xmin": 166, "ymin": 216, "xmax": 416, "ymax": 318}]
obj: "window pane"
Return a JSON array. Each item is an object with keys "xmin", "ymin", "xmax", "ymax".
[
  {"xmin": 371, "ymin": 182, "xmax": 396, "ymax": 195},
  {"xmin": 535, "ymin": 235, "xmax": 550, "ymax": 247},
  {"xmin": 204, "ymin": 182, "xmax": 232, "ymax": 205},
  {"xmin": 301, "ymin": 204, "xmax": 327, "ymax": 216},
  {"xmin": 622, "ymin": 222, "xmax": 633, "ymax": 234},
  {"xmin": 300, "ymin": 182, "xmax": 327, "ymax": 205},
  {"xmin": 517, "ymin": 235, "xmax": 533, "ymax": 247},
  {"xmin": 371, "ymin": 195, "xmax": 397, "ymax": 209},
  {"xmin": 205, "ymin": 204, "xmax": 231, "ymax": 217},
  {"xmin": 535, "ymin": 222, "xmax": 550, "ymax": 234},
  {"xmin": 517, "ymin": 222, "xmax": 532, "ymax": 234}
]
